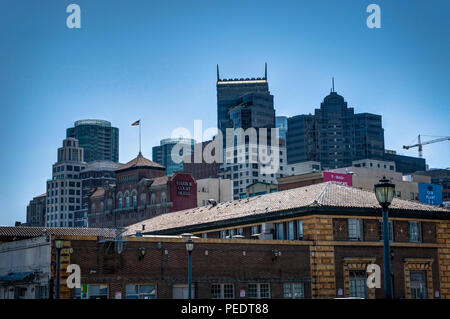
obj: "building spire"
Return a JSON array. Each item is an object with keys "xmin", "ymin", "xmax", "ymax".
[
  {"xmin": 217, "ymin": 64, "xmax": 220, "ymax": 81},
  {"xmin": 331, "ymin": 77, "xmax": 335, "ymax": 93},
  {"xmin": 265, "ymin": 62, "xmax": 267, "ymax": 80}
]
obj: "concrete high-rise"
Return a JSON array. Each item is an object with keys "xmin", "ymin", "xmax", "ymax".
[
  {"xmin": 45, "ymin": 138, "xmax": 86, "ymax": 227},
  {"xmin": 287, "ymin": 83, "xmax": 385, "ymax": 170},
  {"xmin": 66, "ymin": 119, "xmax": 119, "ymax": 163}
]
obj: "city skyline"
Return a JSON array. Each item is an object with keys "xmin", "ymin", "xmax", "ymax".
[{"xmin": 1, "ymin": 0, "xmax": 449, "ymax": 225}]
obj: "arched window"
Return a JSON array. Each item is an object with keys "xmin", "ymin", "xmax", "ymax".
[
  {"xmin": 126, "ymin": 196, "xmax": 130, "ymax": 208},
  {"xmin": 140, "ymin": 193, "xmax": 146, "ymax": 206},
  {"xmin": 151, "ymin": 193, "xmax": 156, "ymax": 205},
  {"xmin": 107, "ymin": 199, "xmax": 113, "ymax": 210},
  {"xmin": 118, "ymin": 196, "xmax": 123, "ymax": 209},
  {"xmin": 91, "ymin": 203, "xmax": 96, "ymax": 213},
  {"xmin": 161, "ymin": 192, "xmax": 167, "ymax": 203},
  {"xmin": 133, "ymin": 194, "xmax": 137, "ymax": 208},
  {"xmin": 100, "ymin": 202, "xmax": 104, "ymax": 212}
]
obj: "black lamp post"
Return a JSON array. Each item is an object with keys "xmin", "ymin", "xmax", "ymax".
[
  {"xmin": 54, "ymin": 238, "xmax": 65, "ymax": 299},
  {"xmin": 185, "ymin": 238, "xmax": 194, "ymax": 299},
  {"xmin": 374, "ymin": 177, "xmax": 395, "ymax": 299}
]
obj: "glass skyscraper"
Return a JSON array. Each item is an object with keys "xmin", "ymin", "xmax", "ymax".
[
  {"xmin": 152, "ymin": 138, "xmax": 195, "ymax": 176},
  {"xmin": 66, "ymin": 119, "xmax": 119, "ymax": 163},
  {"xmin": 286, "ymin": 89, "xmax": 385, "ymax": 170}
]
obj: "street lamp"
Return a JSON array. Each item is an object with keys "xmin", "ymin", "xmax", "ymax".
[
  {"xmin": 185, "ymin": 238, "xmax": 194, "ymax": 299},
  {"xmin": 374, "ymin": 177, "xmax": 395, "ymax": 299},
  {"xmin": 54, "ymin": 238, "xmax": 65, "ymax": 299}
]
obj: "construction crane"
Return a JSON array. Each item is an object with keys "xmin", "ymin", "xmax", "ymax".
[{"xmin": 403, "ymin": 134, "xmax": 450, "ymax": 158}]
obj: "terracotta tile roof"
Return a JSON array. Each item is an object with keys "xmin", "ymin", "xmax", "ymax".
[
  {"xmin": 150, "ymin": 175, "xmax": 170, "ymax": 187},
  {"xmin": 0, "ymin": 226, "xmax": 117, "ymax": 239},
  {"xmin": 90, "ymin": 187, "xmax": 105, "ymax": 198},
  {"xmin": 125, "ymin": 182, "xmax": 450, "ymax": 235},
  {"xmin": 116, "ymin": 152, "xmax": 165, "ymax": 172}
]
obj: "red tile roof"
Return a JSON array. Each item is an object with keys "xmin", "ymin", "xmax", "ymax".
[{"xmin": 116, "ymin": 152, "xmax": 165, "ymax": 172}]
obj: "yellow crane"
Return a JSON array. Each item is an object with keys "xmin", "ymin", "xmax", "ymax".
[{"xmin": 403, "ymin": 134, "xmax": 450, "ymax": 158}]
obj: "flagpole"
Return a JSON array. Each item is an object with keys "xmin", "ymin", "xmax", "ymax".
[{"xmin": 139, "ymin": 119, "xmax": 142, "ymax": 154}]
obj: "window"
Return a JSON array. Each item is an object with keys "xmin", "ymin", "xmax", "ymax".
[
  {"xmin": 211, "ymin": 284, "xmax": 234, "ymax": 299},
  {"xmin": 297, "ymin": 220, "xmax": 303, "ymax": 240},
  {"xmin": 126, "ymin": 196, "xmax": 130, "ymax": 208},
  {"xmin": 410, "ymin": 271, "xmax": 427, "ymax": 299},
  {"xmin": 349, "ymin": 270, "xmax": 368, "ymax": 298},
  {"xmin": 276, "ymin": 223, "xmax": 284, "ymax": 240},
  {"xmin": 283, "ymin": 283, "xmax": 305, "ymax": 299},
  {"xmin": 151, "ymin": 194, "xmax": 156, "ymax": 204},
  {"xmin": 220, "ymin": 230, "xmax": 227, "ymax": 239},
  {"xmin": 161, "ymin": 192, "xmax": 167, "ymax": 203},
  {"xmin": 119, "ymin": 197, "xmax": 123, "ymax": 209},
  {"xmin": 348, "ymin": 219, "xmax": 363, "ymax": 241},
  {"xmin": 251, "ymin": 225, "xmax": 259, "ymax": 236},
  {"xmin": 140, "ymin": 194, "xmax": 146, "ymax": 206},
  {"xmin": 133, "ymin": 194, "xmax": 137, "ymax": 208},
  {"xmin": 409, "ymin": 221, "xmax": 421, "ymax": 243},
  {"xmin": 126, "ymin": 284, "xmax": 156, "ymax": 299},
  {"xmin": 287, "ymin": 221, "xmax": 294, "ymax": 240},
  {"xmin": 88, "ymin": 284, "xmax": 108, "ymax": 299},
  {"xmin": 248, "ymin": 283, "xmax": 270, "ymax": 299}
]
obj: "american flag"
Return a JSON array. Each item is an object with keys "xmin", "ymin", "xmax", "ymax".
[{"xmin": 131, "ymin": 120, "xmax": 140, "ymax": 126}]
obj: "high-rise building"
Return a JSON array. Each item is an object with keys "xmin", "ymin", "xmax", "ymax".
[
  {"xmin": 217, "ymin": 64, "xmax": 284, "ymax": 199},
  {"xmin": 286, "ymin": 85, "xmax": 385, "ymax": 169},
  {"xmin": 383, "ymin": 150, "xmax": 426, "ymax": 174},
  {"xmin": 152, "ymin": 138, "xmax": 195, "ymax": 176},
  {"xmin": 66, "ymin": 119, "xmax": 119, "ymax": 163},
  {"xmin": 276, "ymin": 116, "xmax": 288, "ymax": 142},
  {"xmin": 45, "ymin": 138, "xmax": 86, "ymax": 227},
  {"xmin": 25, "ymin": 193, "xmax": 46, "ymax": 227},
  {"xmin": 217, "ymin": 64, "xmax": 275, "ymax": 144},
  {"xmin": 182, "ymin": 140, "xmax": 219, "ymax": 179}
]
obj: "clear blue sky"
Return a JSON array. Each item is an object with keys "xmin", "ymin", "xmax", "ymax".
[{"xmin": 0, "ymin": 0, "xmax": 449, "ymax": 225}]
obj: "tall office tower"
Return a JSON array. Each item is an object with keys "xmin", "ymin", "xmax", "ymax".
[
  {"xmin": 152, "ymin": 138, "xmax": 195, "ymax": 176},
  {"xmin": 45, "ymin": 138, "xmax": 86, "ymax": 227},
  {"xmin": 287, "ymin": 82, "xmax": 385, "ymax": 170},
  {"xmin": 276, "ymin": 116, "xmax": 288, "ymax": 142},
  {"xmin": 26, "ymin": 193, "xmax": 46, "ymax": 227},
  {"xmin": 217, "ymin": 64, "xmax": 282, "ymax": 200},
  {"xmin": 66, "ymin": 119, "xmax": 119, "ymax": 163}
]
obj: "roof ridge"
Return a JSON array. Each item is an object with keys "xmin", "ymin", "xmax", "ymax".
[{"xmin": 312, "ymin": 182, "xmax": 330, "ymax": 206}]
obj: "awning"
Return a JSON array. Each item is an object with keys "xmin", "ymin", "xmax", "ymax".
[{"xmin": 0, "ymin": 272, "xmax": 34, "ymax": 282}]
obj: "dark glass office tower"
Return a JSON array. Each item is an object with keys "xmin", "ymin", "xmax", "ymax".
[
  {"xmin": 67, "ymin": 120, "xmax": 119, "ymax": 163},
  {"xmin": 216, "ymin": 64, "xmax": 277, "ymax": 200},
  {"xmin": 287, "ymin": 86, "xmax": 385, "ymax": 169},
  {"xmin": 217, "ymin": 63, "xmax": 275, "ymax": 144}
]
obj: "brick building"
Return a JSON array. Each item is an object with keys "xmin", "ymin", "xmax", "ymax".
[
  {"xmin": 2, "ymin": 182, "xmax": 450, "ymax": 299},
  {"xmin": 87, "ymin": 153, "xmax": 197, "ymax": 228}
]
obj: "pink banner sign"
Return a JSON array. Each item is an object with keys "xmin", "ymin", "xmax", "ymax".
[{"xmin": 323, "ymin": 171, "xmax": 352, "ymax": 187}]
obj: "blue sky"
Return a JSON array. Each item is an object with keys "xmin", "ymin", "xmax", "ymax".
[{"xmin": 0, "ymin": 0, "xmax": 449, "ymax": 225}]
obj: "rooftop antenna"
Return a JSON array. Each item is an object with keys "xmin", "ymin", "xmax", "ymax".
[
  {"xmin": 217, "ymin": 64, "xmax": 220, "ymax": 81},
  {"xmin": 265, "ymin": 62, "xmax": 267, "ymax": 80},
  {"xmin": 332, "ymin": 77, "xmax": 335, "ymax": 93}
]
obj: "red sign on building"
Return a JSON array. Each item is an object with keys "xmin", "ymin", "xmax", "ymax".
[{"xmin": 323, "ymin": 171, "xmax": 352, "ymax": 187}]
